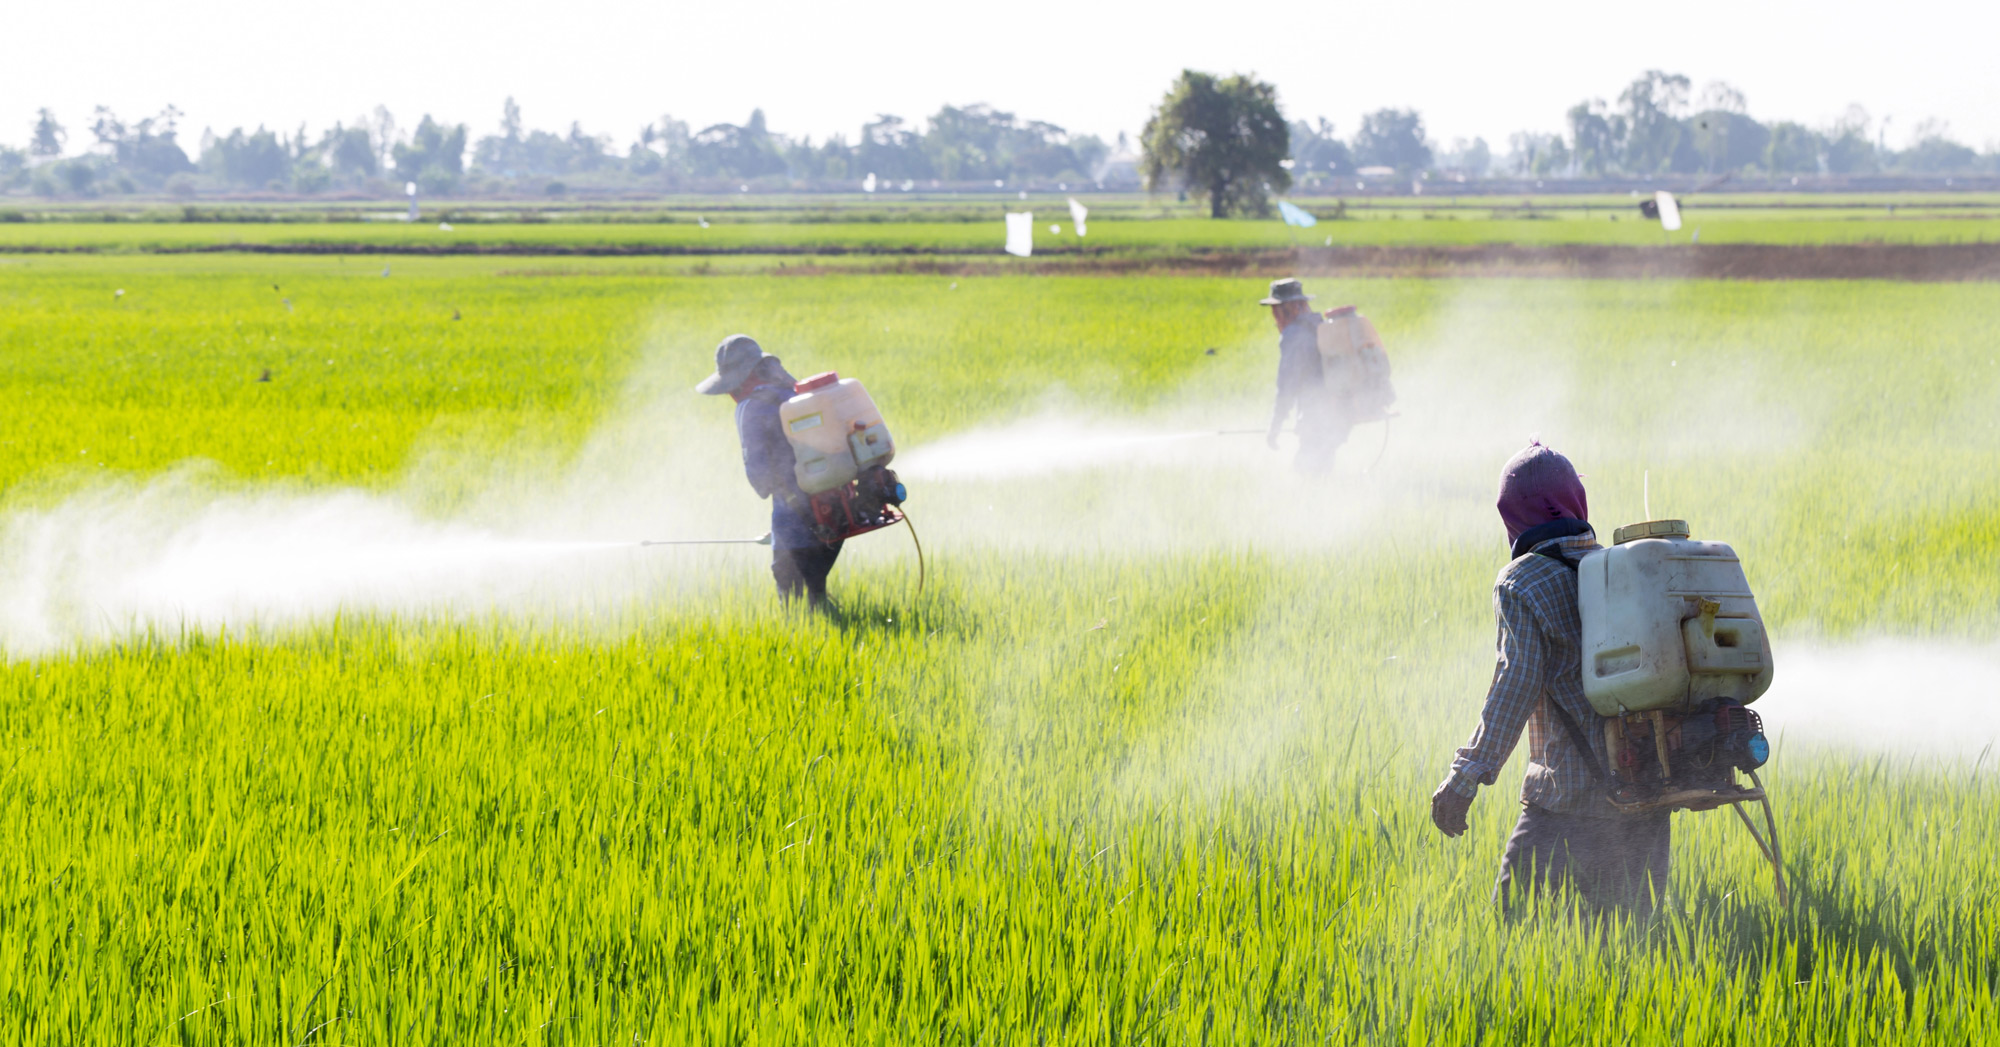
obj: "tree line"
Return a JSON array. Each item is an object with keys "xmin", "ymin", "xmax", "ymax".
[
  {"xmin": 2, "ymin": 69, "xmax": 1994, "ymax": 202},
  {"xmin": 1140, "ymin": 68, "xmax": 1996, "ymax": 217},
  {"xmin": 0, "ymin": 99, "xmax": 1113, "ymax": 198}
]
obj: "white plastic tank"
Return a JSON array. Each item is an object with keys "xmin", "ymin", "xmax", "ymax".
[
  {"xmin": 1315, "ymin": 306, "xmax": 1395, "ymax": 421},
  {"xmin": 1576, "ymin": 519, "xmax": 1773, "ymax": 716},
  {"xmin": 779, "ymin": 372, "xmax": 896, "ymax": 494}
]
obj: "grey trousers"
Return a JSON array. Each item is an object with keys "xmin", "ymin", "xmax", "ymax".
[
  {"xmin": 1494, "ymin": 803, "xmax": 1671, "ymax": 917},
  {"xmin": 1294, "ymin": 420, "xmax": 1352, "ymax": 474},
  {"xmin": 772, "ymin": 542, "xmax": 842, "ymax": 606}
]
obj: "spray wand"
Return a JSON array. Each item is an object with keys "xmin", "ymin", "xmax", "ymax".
[
  {"xmin": 639, "ymin": 533, "xmax": 774, "ymax": 547},
  {"xmin": 638, "ymin": 523, "xmax": 926, "ymax": 594}
]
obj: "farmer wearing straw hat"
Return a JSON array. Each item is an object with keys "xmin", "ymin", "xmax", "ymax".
[
  {"xmin": 698, "ymin": 334, "xmax": 843, "ymax": 608},
  {"xmin": 1260, "ymin": 277, "xmax": 1349, "ymax": 474}
]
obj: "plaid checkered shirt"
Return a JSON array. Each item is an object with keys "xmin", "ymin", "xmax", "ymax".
[{"xmin": 1443, "ymin": 530, "xmax": 1619, "ymax": 816}]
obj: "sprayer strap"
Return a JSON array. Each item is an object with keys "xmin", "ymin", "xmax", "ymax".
[
  {"xmin": 1532, "ymin": 542, "xmax": 1612, "ymax": 785},
  {"xmin": 1544, "ymin": 698, "xmax": 1610, "ymax": 784}
]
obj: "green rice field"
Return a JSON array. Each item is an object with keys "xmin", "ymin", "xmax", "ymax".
[
  {"xmin": 1, "ymin": 237, "xmax": 1997, "ymax": 1042},
  {"xmin": 3, "ymin": 191, "xmax": 1998, "ymax": 255}
]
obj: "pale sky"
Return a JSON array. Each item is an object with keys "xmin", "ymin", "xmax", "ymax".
[{"xmin": 5, "ymin": 0, "xmax": 1995, "ymax": 157}]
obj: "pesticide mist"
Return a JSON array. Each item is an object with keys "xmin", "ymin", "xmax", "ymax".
[{"xmin": 5, "ymin": 275, "xmax": 1998, "ymax": 775}]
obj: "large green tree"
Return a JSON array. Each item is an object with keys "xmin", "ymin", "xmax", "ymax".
[{"xmin": 1141, "ymin": 70, "xmax": 1289, "ymax": 218}]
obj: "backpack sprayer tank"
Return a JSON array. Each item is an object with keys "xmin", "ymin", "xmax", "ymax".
[
  {"xmin": 1577, "ymin": 519, "xmax": 1775, "ymax": 812},
  {"xmin": 779, "ymin": 372, "xmax": 907, "ymax": 542},
  {"xmin": 1314, "ymin": 306, "xmax": 1397, "ymax": 424}
]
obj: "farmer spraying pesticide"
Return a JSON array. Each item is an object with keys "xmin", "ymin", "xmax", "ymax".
[
  {"xmin": 698, "ymin": 334, "xmax": 909, "ymax": 610},
  {"xmin": 1260, "ymin": 278, "xmax": 1395, "ymax": 474},
  {"xmin": 1430, "ymin": 443, "xmax": 1783, "ymax": 916}
]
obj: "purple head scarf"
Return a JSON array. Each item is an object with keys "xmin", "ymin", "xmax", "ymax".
[{"xmin": 1496, "ymin": 441, "xmax": 1588, "ymax": 544}]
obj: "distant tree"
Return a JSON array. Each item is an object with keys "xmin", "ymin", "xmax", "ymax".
[
  {"xmin": 1437, "ymin": 137, "xmax": 1491, "ymax": 177},
  {"xmin": 1288, "ymin": 118, "xmax": 1353, "ymax": 177},
  {"xmin": 1503, "ymin": 131, "xmax": 1569, "ymax": 177},
  {"xmin": 0, "ymin": 145, "xmax": 26, "ymax": 190},
  {"xmin": 323, "ymin": 123, "xmax": 377, "ymax": 179},
  {"xmin": 392, "ymin": 115, "xmax": 468, "ymax": 190},
  {"xmin": 1003, "ymin": 118, "xmax": 1080, "ymax": 181},
  {"xmin": 1351, "ymin": 108, "xmax": 1432, "ymax": 172},
  {"xmin": 1618, "ymin": 70, "xmax": 1691, "ymax": 174},
  {"xmin": 1565, "ymin": 101, "xmax": 1624, "ymax": 176},
  {"xmin": 815, "ymin": 134, "xmax": 857, "ymax": 181},
  {"xmin": 474, "ymin": 97, "xmax": 528, "ymax": 175},
  {"xmin": 688, "ymin": 109, "xmax": 787, "ymax": 181},
  {"xmin": 923, "ymin": 104, "xmax": 1002, "ymax": 181},
  {"xmin": 369, "ymin": 106, "xmax": 399, "ymax": 173},
  {"xmin": 291, "ymin": 124, "xmax": 332, "ymax": 194},
  {"xmin": 1141, "ymin": 70, "xmax": 1290, "ymax": 218},
  {"xmin": 1763, "ymin": 122, "xmax": 1824, "ymax": 174},
  {"xmin": 1068, "ymin": 135, "xmax": 1111, "ymax": 183},
  {"xmin": 502, "ymin": 97, "xmax": 524, "ymax": 142},
  {"xmin": 564, "ymin": 122, "xmax": 610, "ymax": 172},
  {"xmin": 857, "ymin": 115, "xmax": 928, "ymax": 182},
  {"xmin": 203, "ymin": 127, "xmax": 289, "ymax": 188},
  {"xmin": 1900, "ymin": 135, "xmax": 1979, "ymax": 174},
  {"xmin": 779, "ymin": 135, "xmax": 822, "ymax": 180},
  {"xmin": 89, "ymin": 105, "xmax": 194, "ymax": 185},
  {"xmin": 31, "ymin": 108, "xmax": 66, "ymax": 157},
  {"xmin": 468, "ymin": 105, "xmax": 609, "ymax": 180},
  {"xmin": 632, "ymin": 114, "xmax": 692, "ymax": 182},
  {"xmin": 474, "ymin": 102, "xmax": 602, "ymax": 181},
  {"xmin": 57, "ymin": 159, "xmax": 98, "ymax": 194},
  {"xmin": 1697, "ymin": 81, "xmax": 1748, "ymax": 116},
  {"xmin": 1899, "ymin": 119, "xmax": 1979, "ymax": 174},
  {"xmin": 1822, "ymin": 105, "xmax": 1878, "ymax": 175},
  {"xmin": 916, "ymin": 104, "xmax": 1102, "ymax": 184},
  {"xmin": 1689, "ymin": 110, "xmax": 1769, "ymax": 174}
]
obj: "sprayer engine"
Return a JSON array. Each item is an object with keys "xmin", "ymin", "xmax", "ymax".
[
  {"xmin": 1604, "ymin": 698, "xmax": 1770, "ymax": 811},
  {"xmin": 806, "ymin": 465, "xmax": 906, "ymax": 544}
]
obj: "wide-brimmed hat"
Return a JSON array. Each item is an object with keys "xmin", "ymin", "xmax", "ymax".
[
  {"xmin": 1258, "ymin": 278, "xmax": 1315, "ymax": 305},
  {"xmin": 696, "ymin": 334, "xmax": 768, "ymax": 395}
]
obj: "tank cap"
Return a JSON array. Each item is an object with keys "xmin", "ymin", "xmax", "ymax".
[
  {"xmin": 794, "ymin": 371, "xmax": 839, "ymax": 393},
  {"xmin": 1613, "ymin": 519, "xmax": 1691, "ymax": 545}
]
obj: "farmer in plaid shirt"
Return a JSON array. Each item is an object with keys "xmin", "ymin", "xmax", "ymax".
[{"xmin": 1429, "ymin": 443, "xmax": 1671, "ymax": 916}]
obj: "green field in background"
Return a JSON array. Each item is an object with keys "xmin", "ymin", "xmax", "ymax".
[
  {"xmin": 3, "ymin": 254, "xmax": 1998, "ymax": 1041},
  {"xmin": 2, "ymin": 203, "xmax": 1997, "ymax": 253}
]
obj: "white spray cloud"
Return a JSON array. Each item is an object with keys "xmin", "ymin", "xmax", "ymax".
[
  {"xmin": 1759, "ymin": 640, "xmax": 2000, "ymax": 760},
  {"xmin": 898, "ymin": 422, "xmax": 1217, "ymax": 482},
  {"xmin": 0, "ymin": 471, "xmax": 757, "ymax": 657}
]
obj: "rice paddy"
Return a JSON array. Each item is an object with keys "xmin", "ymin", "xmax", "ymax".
[{"xmin": 2, "ymin": 226, "xmax": 1997, "ymax": 1043}]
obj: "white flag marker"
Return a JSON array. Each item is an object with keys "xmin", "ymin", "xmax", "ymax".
[
  {"xmin": 1655, "ymin": 191, "xmax": 1682, "ymax": 232},
  {"xmin": 1004, "ymin": 212, "xmax": 1034, "ymax": 257}
]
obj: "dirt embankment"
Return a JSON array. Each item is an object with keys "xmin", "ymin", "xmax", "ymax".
[{"xmin": 766, "ymin": 244, "xmax": 2000, "ymax": 281}]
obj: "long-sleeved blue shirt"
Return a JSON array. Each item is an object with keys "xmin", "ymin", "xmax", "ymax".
[
  {"xmin": 735, "ymin": 383, "xmax": 818, "ymax": 549},
  {"xmin": 1272, "ymin": 312, "xmax": 1327, "ymax": 430}
]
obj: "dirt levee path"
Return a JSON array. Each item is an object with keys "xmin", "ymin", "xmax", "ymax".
[{"xmin": 770, "ymin": 243, "xmax": 2000, "ymax": 281}]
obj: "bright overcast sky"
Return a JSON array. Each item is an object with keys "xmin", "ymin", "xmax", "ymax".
[{"xmin": 6, "ymin": 0, "xmax": 1995, "ymax": 155}]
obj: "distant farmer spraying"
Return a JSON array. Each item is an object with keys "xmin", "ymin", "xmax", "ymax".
[
  {"xmin": 1429, "ymin": 443, "xmax": 1672, "ymax": 916},
  {"xmin": 1260, "ymin": 278, "xmax": 1394, "ymax": 474},
  {"xmin": 698, "ymin": 335, "xmax": 843, "ymax": 608}
]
